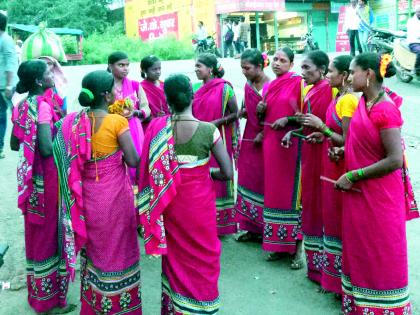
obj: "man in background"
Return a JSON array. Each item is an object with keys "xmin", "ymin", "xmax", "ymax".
[
  {"xmin": 239, "ymin": 16, "xmax": 250, "ymax": 51},
  {"xmin": 407, "ymin": 5, "xmax": 420, "ymax": 76},
  {"xmin": 343, "ymin": 0, "xmax": 362, "ymax": 57},
  {"xmin": 197, "ymin": 21, "xmax": 208, "ymax": 50},
  {"xmin": 0, "ymin": 11, "xmax": 18, "ymax": 159}
]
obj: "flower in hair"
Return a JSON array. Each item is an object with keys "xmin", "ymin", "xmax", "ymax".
[
  {"xmin": 379, "ymin": 54, "xmax": 392, "ymax": 78},
  {"xmin": 261, "ymin": 52, "xmax": 270, "ymax": 68},
  {"xmin": 217, "ymin": 63, "xmax": 223, "ymax": 72},
  {"xmin": 108, "ymin": 98, "xmax": 134, "ymax": 117}
]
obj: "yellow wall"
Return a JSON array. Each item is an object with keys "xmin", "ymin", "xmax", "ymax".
[{"xmin": 124, "ymin": 0, "xmax": 217, "ymax": 40}]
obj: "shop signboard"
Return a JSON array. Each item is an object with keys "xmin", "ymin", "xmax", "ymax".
[
  {"xmin": 336, "ymin": 5, "xmax": 350, "ymax": 52},
  {"xmin": 138, "ymin": 12, "xmax": 179, "ymax": 41},
  {"xmin": 215, "ymin": 0, "xmax": 285, "ymax": 14}
]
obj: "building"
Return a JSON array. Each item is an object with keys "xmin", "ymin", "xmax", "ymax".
[{"xmin": 124, "ymin": 0, "xmax": 419, "ymax": 52}]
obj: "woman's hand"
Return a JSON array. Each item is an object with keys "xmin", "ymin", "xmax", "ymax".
[
  {"xmin": 306, "ymin": 132, "xmax": 324, "ymax": 144},
  {"xmin": 256, "ymin": 101, "xmax": 267, "ymax": 115},
  {"xmin": 281, "ymin": 131, "xmax": 293, "ymax": 148},
  {"xmin": 302, "ymin": 114, "xmax": 323, "ymax": 130},
  {"xmin": 271, "ymin": 117, "xmax": 288, "ymax": 130},
  {"xmin": 328, "ymin": 146, "xmax": 344, "ymax": 163},
  {"xmin": 122, "ymin": 108, "xmax": 134, "ymax": 119},
  {"xmin": 157, "ymin": 110, "xmax": 166, "ymax": 117},
  {"xmin": 237, "ymin": 108, "xmax": 247, "ymax": 119},
  {"xmin": 335, "ymin": 173, "xmax": 353, "ymax": 191},
  {"xmin": 253, "ymin": 132, "xmax": 264, "ymax": 146}
]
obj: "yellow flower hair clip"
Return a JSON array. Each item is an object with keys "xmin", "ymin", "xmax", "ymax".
[{"xmin": 379, "ymin": 54, "xmax": 392, "ymax": 78}]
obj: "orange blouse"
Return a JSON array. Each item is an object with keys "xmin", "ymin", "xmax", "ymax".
[{"xmin": 90, "ymin": 114, "xmax": 129, "ymax": 157}]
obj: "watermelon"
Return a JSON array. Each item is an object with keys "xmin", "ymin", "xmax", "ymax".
[{"xmin": 22, "ymin": 23, "xmax": 67, "ymax": 63}]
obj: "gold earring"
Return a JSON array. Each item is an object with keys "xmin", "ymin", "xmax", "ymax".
[
  {"xmin": 342, "ymin": 77, "xmax": 346, "ymax": 87},
  {"xmin": 367, "ymin": 78, "xmax": 370, "ymax": 88}
]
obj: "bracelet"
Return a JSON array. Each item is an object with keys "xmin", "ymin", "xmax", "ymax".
[
  {"xmin": 287, "ymin": 116, "xmax": 297, "ymax": 122},
  {"xmin": 345, "ymin": 171, "xmax": 355, "ymax": 183},
  {"xmin": 322, "ymin": 127, "xmax": 334, "ymax": 137},
  {"xmin": 357, "ymin": 168, "xmax": 365, "ymax": 180}
]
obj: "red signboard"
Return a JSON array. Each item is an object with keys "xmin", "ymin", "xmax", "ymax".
[
  {"xmin": 336, "ymin": 6, "xmax": 350, "ymax": 52},
  {"xmin": 215, "ymin": 0, "xmax": 285, "ymax": 14},
  {"xmin": 138, "ymin": 12, "xmax": 179, "ymax": 41}
]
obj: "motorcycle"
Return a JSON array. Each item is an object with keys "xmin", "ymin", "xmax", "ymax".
[
  {"xmin": 367, "ymin": 28, "xmax": 405, "ymax": 53},
  {"xmin": 393, "ymin": 37, "xmax": 418, "ymax": 83},
  {"xmin": 302, "ymin": 26, "xmax": 319, "ymax": 53},
  {"xmin": 192, "ymin": 33, "xmax": 222, "ymax": 57}
]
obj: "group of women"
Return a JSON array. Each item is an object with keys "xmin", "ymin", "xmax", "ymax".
[{"xmin": 9, "ymin": 46, "xmax": 417, "ymax": 315}]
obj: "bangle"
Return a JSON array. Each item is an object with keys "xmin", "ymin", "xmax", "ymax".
[
  {"xmin": 357, "ymin": 168, "xmax": 365, "ymax": 180},
  {"xmin": 345, "ymin": 171, "xmax": 355, "ymax": 183},
  {"xmin": 287, "ymin": 116, "xmax": 297, "ymax": 122},
  {"xmin": 322, "ymin": 127, "xmax": 333, "ymax": 137}
]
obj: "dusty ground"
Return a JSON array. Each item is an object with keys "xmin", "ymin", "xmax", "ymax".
[{"xmin": 0, "ymin": 57, "xmax": 419, "ymax": 315}]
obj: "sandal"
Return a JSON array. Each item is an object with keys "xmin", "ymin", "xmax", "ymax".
[
  {"xmin": 266, "ymin": 252, "xmax": 284, "ymax": 262},
  {"xmin": 290, "ymin": 257, "xmax": 305, "ymax": 270},
  {"xmin": 236, "ymin": 232, "xmax": 262, "ymax": 243}
]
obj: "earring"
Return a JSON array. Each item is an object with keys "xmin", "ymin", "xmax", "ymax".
[
  {"xmin": 342, "ymin": 77, "xmax": 346, "ymax": 87},
  {"xmin": 367, "ymin": 78, "xmax": 370, "ymax": 88}
]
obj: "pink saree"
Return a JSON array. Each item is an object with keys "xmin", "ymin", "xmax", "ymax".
[
  {"xmin": 262, "ymin": 72, "xmax": 304, "ymax": 253},
  {"xmin": 115, "ymin": 77, "xmax": 145, "ymax": 184},
  {"xmin": 301, "ymin": 79, "xmax": 334, "ymax": 284},
  {"xmin": 141, "ymin": 80, "xmax": 169, "ymax": 125},
  {"xmin": 54, "ymin": 111, "xmax": 142, "ymax": 315},
  {"xmin": 320, "ymin": 97, "xmax": 346, "ymax": 294},
  {"xmin": 13, "ymin": 95, "xmax": 68, "ymax": 313},
  {"xmin": 138, "ymin": 117, "xmax": 220, "ymax": 314},
  {"xmin": 235, "ymin": 81, "xmax": 269, "ymax": 234},
  {"xmin": 192, "ymin": 78, "xmax": 238, "ymax": 235},
  {"xmin": 342, "ymin": 98, "xmax": 411, "ymax": 315}
]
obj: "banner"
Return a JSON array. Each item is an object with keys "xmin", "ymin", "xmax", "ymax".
[
  {"xmin": 215, "ymin": 0, "xmax": 285, "ymax": 14},
  {"xmin": 336, "ymin": 5, "xmax": 350, "ymax": 52},
  {"xmin": 138, "ymin": 12, "xmax": 178, "ymax": 41}
]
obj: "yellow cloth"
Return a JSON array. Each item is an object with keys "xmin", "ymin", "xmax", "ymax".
[
  {"xmin": 91, "ymin": 114, "xmax": 129, "ymax": 156},
  {"xmin": 335, "ymin": 93, "xmax": 358, "ymax": 119}
]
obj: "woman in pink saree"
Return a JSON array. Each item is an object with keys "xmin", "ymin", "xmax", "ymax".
[
  {"xmin": 284, "ymin": 50, "xmax": 336, "ymax": 283},
  {"xmin": 108, "ymin": 51, "xmax": 150, "ymax": 183},
  {"xmin": 140, "ymin": 55, "xmax": 169, "ymax": 131},
  {"xmin": 53, "ymin": 70, "xmax": 141, "ymax": 314},
  {"xmin": 335, "ymin": 53, "xmax": 415, "ymax": 315},
  {"xmin": 302, "ymin": 55, "xmax": 358, "ymax": 294},
  {"xmin": 10, "ymin": 60, "xmax": 73, "ymax": 314},
  {"xmin": 192, "ymin": 53, "xmax": 239, "ymax": 235},
  {"xmin": 234, "ymin": 49, "xmax": 270, "ymax": 241},
  {"xmin": 256, "ymin": 48, "xmax": 305, "ymax": 266},
  {"xmin": 138, "ymin": 74, "xmax": 232, "ymax": 314}
]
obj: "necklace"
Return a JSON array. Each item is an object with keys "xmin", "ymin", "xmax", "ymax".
[{"xmin": 366, "ymin": 90, "xmax": 385, "ymax": 109}]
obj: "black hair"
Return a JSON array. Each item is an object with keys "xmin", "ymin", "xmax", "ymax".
[
  {"xmin": 240, "ymin": 16, "xmax": 245, "ymax": 22},
  {"xmin": 241, "ymin": 49, "xmax": 265, "ymax": 68},
  {"xmin": 354, "ymin": 52, "xmax": 396, "ymax": 83},
  {"xmin": 332, "ymin": 55, "xmax": 353, "ymax": 74},
  {"xmin": 278, "ymin": 47, "xmax": 295, "ymax": 63},
  {"xmin": 360, "ymin": 0, "xmax": 368, "ymax": 4},
  {"xmin": 198, "ymin": 21, "xmax": 204, "ymax": 26},
  {"xmin": 16, "ymin": 60, "xmax": 47, "ymax": 94},
  {"xmin": 0, "ymin": 12, "xmax": 6, "ymax": 32},
  {"xmin": 306, "ymin": 50, "xmax": 330, "ymax": 75},
  {"xmin": 197, "ymin": 53, "xmax": 224, "ymax": 78},
  {"xmin": 78, "ymin": 70, "xmax": 114, "ymax": 108},
  {"xmin": 164, "ymin": 74, "xmax": 193, "ymax": 113},
  {"xmin": 140, "ymin": 55, "xmax": 160, "ymax": 79},
  {"xmin": 107, "ymin": 51, "xmax": 129, "ymax": 72}
]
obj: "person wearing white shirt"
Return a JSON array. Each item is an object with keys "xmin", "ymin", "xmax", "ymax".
[
  {"xmin": 197, "ymin": 21, "xmax": 208, "ymax": 50},
  {"xmin": 343, "ymin": 0, "xmax": 363, "ymax": 56},
  {"xmin": 232, "ymin": 21, "xmax": 241, "ymax": 55},
  {"xmin": 407, "ymin": 5, "xmax": 420, "ymax": 75}
]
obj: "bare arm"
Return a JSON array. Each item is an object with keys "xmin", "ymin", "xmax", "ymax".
[
  {"xmin": 136, "ymin": 85, "xmax": 151, "ymax": 120},
  {"xmin": 335, "ymin": 128, "xmax": 403, "ymax": 190},
  {"xmin": 212, "ymin": 95, "xmax": 238, "ymax": 127},
  {"xmin": 118, "ymin": 130, "xmax": 140, "ymax": 168},
  {"xmin": 210, "ymin": 139, "xmax": 233, "ymax": 181},
  {"xmin": 37, "ymin": 124, "xmax": 53, "ymax": 157}
]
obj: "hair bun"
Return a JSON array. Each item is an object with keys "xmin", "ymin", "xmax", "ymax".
[
  {"xmin": 15, "ymin": 81, "xmax": 29, "ymax": 94},
  {"xmin": 78, "ymin": 90, "xmax": 94, "ymax": 107}
]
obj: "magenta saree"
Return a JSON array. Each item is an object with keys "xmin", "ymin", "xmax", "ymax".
[
  {"xmin": 192, "ymin": 78, "xmax": 238, "ymax": 235},
  {"xmin": 341, "ymin": 98, "xmax": 411, "ymax": 315},
  {"xmin": 138, "ymin": 117, "xmax": 221, "ymax": 314},
  {"xmin": 262, "ymin": 72, "xmax": 304, "ymax": 253},
  {"xmin": 235, "ymin": 81, "xmax": 269, "ymax": 234},
  {"xmin": 116, "ymin": 77, "xmax": 145, "ymax": 183},
  {"xmin": 320, "ymin": 97, "xmax": 347, "ymax": 294},
  {"xmin": 141, "ymin": 80, "xmax": 169, "ymax": 116},
  {"xmin": 54, "ymin": 111, "xmax": 142, "ymax": 315},
  {"xmin": 13, "ymin": 95, "xmax": 68, "ymax": 313},
  {"xmin": 301, "ymin": 79, "xmax": 334, "ymax": 284}
]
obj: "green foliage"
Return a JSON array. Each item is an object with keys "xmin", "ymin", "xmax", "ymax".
[
  {"xmin": 80, "ymin": 23, "xmax": 194, "ymax": 65},
  {"xmin": 6, "ymin": 0, "xmax": 112, "ymax": 35},
  {"xmin": 61, "ymin": 35, "xmax": 79, "ymax": 54}
]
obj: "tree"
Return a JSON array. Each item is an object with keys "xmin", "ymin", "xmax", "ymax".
[{"xmin": 6, "ymin": 0, "xmax": 113, "ymax": 35}]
